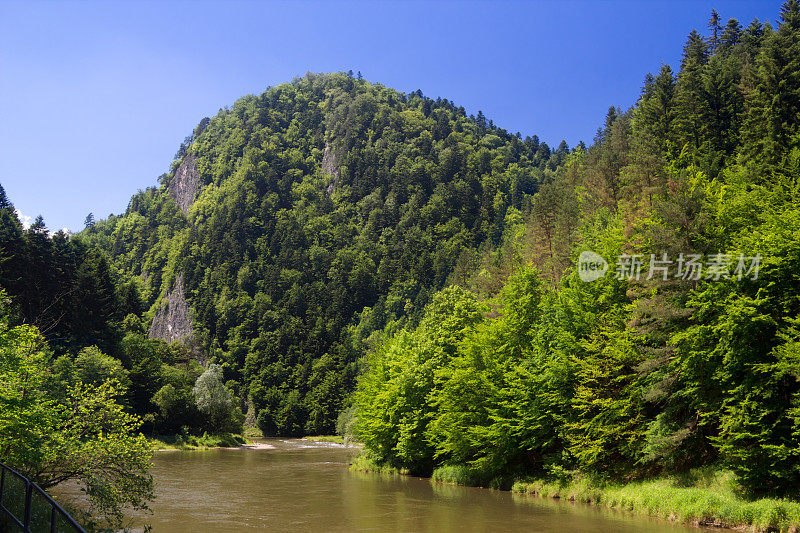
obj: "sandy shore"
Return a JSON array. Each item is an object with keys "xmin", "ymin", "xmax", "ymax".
[{"xmin": 225, "ymin": 441, "xmax": 275, "ymax": 450}]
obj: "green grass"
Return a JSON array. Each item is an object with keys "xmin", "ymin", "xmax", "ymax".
[
  {"xmin": 431, "ymin": 464, "xmax": 513, "ymax": 490},
  {"xmin": 242, "ymin": 425, "xmax": 263, "ymax": 438},
  {"xmin": 512, "ymin": 470, "xmax": 800, "ymax": 532},
  {"xmin": 302, "ymin": 435, "xmax": 345, "ymax": 443},
  {"xmin": 150, "ymin": 432, "xmax": 248, "ymax": 450},
  {"xmin": 349, "ymin": 452, "xmax": 408, "ymax": 476},
  {"xmin": 431, "ymin": 464, "xmax": 478, "ymax": 485}
]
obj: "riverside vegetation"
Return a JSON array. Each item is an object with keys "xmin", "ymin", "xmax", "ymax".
[
  {"xmin": 0, "ymin": 2, "xmax": 799, "ymax": 531},
  {"xmin": 350, "ymin": 3, "xmax": 800, "ymax": 532}
]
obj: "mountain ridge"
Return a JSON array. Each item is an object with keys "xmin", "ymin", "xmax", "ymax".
[{"xmin": 81, "ymin": 71, "xmax": 567, "ymax": 435}]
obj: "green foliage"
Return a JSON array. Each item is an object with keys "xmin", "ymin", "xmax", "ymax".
[
  {"xmin": 81, "ymin": 73, "xmax": 563, "ymax": 436},
  {"xmin": 0, "ymin": 293, "xmax": 153, "ymax": 529},
  {"xmin": 4, "ymin": 4, "xmax": 800, "ymax": 528},
  {"xmin": 73, "ymin": 345, "xmax": 130, "ymax": 389},
  {"xmin": 150, "ymin": 432, "xmax": 246, "ymax": 450},
  {"xmin": 353, "ymin": 286, "xmax": 487, "ymax": 474},
  {"xmin": 353, "ymin": 2, "xmax": 800, "ymax": 510},
  {"xmin": 335, "ymin": 404, "xmax": 358, "ymax": 444},
  {"xmin": 193, "ymin": 363, "xmax": 244, "ymax": 434}
]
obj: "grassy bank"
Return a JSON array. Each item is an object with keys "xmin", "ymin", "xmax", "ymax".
[
  {"xmin": 242, "ymin": 425, "xmax": 262, "ymax": 438},
  {"xmin": 302, "ymin": 435, "xmax": 346, "ymax": 444},
  {"xmin": 150, "ymin": 432, "xmax": 249, "ymax": 450},
  {"xmin": 512, "ymin": 474, "xmax": 800, "ymax": 532},
  {"xmin": 353, "ymin": 454, "xmax": 800, "ymax": 532},
  {"xmin": 350, "ymin": 453, "xmax": 408, "ymax": 476}
]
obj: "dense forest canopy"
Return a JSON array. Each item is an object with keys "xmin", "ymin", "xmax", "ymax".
[
  {"xmin": 2, "ymin": 1, "xmax": 800, "ymax": 510},
  {"xmin": 352, "ymin": 1, "xmax": 800, "ymax": 498}
]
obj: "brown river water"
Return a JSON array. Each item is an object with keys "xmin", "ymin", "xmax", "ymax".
[{"xmin": 82, "ymin": 439, "xmax": 724, "ymax": 532}]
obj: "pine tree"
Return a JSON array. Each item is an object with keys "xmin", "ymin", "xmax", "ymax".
[
  {"xmin": 782, "ymin": 0, "xmax": 800, "ymax": 30},
  {"xmin": 701, "ymin": 53, "xmax": 743, "ymax": 173},
  {"xmin": 0, "ymin": 193, "xmax": 24, "ymax": 296},
  {"xmin": 719, "ymin": 18, "xmax": 743, "ymax": 53},
  {"xmin": 30, "ymin": 215, "xmax": 47, "ymax": 234},
  {"xmin": 742, "ymin": 0, "xmax": 800, "ymax": 167},
  {"xmin": 628, "ymin": 65, "xmax": 676, "ymax": 204},
  {"xmin": 587, "ymin": 108, "xmax": 630, "ymax": 211},
  {"xmin": 708, "ymin": 9, "xmax": 722, "ymax": 51},
  {"xmin": 0, "ymin": 183, "xmax": 12, "ymax": 210},
  {"xmin": 476, "ymin": 110, "xmax": 487, "ymax": 134},
  {"xmin": 674, "ymin": 31, "xmax": 709, "ymax": 158}
]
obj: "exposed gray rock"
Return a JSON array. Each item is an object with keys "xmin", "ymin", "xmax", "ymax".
[
  {"xmin": 148, "ymin": 273, "xmax": 193, "ymax": 344},
  {"xmin": 322, "ymin": 141, "xmax": 339, "ymax": 178},
  {"xmin": 322, "ymin": 141, "xmax": 340, "ymax": 195},
  {"xmin": 168, "ymin": 154, "xmax": 200, "ymax": 214}
]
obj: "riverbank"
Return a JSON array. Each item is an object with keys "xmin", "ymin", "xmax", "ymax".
[
  {"xmin": 512, "ymin": 476, "xmax": 800, "ymax": 532},
  {"xmin": 150, "ymin": 433, "xmax": 259, "ymax": 450},
  {"xmin": 302, "ymin": 435, "xmax": 352, "ymax": 444},
  {"xmin": 351, "ymin": 455, "xmax": 800, "ymax": 532}
]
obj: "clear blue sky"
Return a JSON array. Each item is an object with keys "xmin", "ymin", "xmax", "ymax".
[{"xmin": 0, "ymin": 0, "xmax": 783, "ymax": 232}]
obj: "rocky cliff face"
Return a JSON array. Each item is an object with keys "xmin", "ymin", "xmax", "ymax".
[
  {"xmin": 322, "ymin": 141, "xmax": 340, "ymax": 195},
  {"xmin": 322, "ymin": 141, "xmax": 339, "ymax": 177},
  {"xmin": 148, "ymin": 273, "xmax": 193, "ymax": 343},
  {"xmin": 168, "ymin": 154, "xmax": 200, "ymax": 214}
]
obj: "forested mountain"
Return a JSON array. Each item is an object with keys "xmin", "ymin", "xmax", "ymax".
[
  {"xmin": 2, "ymin": 0, "xmax": 799, "ymax": 507},
  {"xmin": 354, "ymin": 1, "xmax": 800, "ymax": 498},
  {"xmin": 63, "ymin": 72, "xmax": 569, "ymax": 436}
]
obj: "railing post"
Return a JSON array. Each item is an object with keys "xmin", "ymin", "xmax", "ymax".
[
  {"xmin": 24, "ymin": 481, "xmax": 32, "ymax": 532},
  {"xmin": 51, "ymin": 504, "xmax": 58, "ymax": 533}
]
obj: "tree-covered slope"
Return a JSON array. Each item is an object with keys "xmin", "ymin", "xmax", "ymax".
[
  {"xmin": 82, "ymin": 72, "xmax": 569, "ymax": 435},
  {"xmin": 353, "ymin": 1, "xmax": 800, "ymax": 505}
]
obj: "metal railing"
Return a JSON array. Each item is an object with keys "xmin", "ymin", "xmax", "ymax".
[{"xmin": 0, "ymin": 462, "xmax": 86, "ymax": 533}]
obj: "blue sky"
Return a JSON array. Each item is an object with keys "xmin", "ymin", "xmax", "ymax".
[{"xmin": 0, "ymin": 0, "xmax": 783, "ymax": 231}]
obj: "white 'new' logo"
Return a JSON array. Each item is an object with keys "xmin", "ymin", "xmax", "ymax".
[{"xmin": 578, "ymin": 251, "xmax": 608, "ymax": 282}]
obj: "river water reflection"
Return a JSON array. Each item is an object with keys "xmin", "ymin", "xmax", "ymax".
[{"xmin": 127, "ymin": 439, "xmax": 719, "ymax": 532}]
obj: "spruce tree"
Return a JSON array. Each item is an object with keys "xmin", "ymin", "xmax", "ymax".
[
  {"xmin": 674, "ymin": 31, "xmax": 709, "ymax": 158},
  {"xmin": 629, "ymin": 65, "xmax": 676, "ymax": 204},
  {"xmin": 742, "ymin": 0, "xmax": 800, "ymax": 167},
  {"xmin": 0, "ymin": 183, "xmax": 12, "ymax": 210},
  {"xmin": 719, "ymin": 18, "xmax": 742, "ymax": 53},
  {"xmin": 708, "ymin": 9, "xmax": 722, "ymax": 51}
]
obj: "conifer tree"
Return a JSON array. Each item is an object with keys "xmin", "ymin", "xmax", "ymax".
[
  {"xmin": 719, "ymin": 18, "xmax": 743, "ymax": 53},
  {"xmin": 0, "ymin": 184, "xmax": 12, "ymax": 210},
  {"xmin": 674, "ymin": 31, "xmax": 709, "ymax": 158},
  {"xmin": 708, "ymin": 9, "xmax": 722, "ymax": 51},
  {"xmin": 742, "ymin": 0, "xmax": 800, "ymax": 167},
  {"xmin": 629, "ymin": 65, "xmax": 676, "ymax": 204}
]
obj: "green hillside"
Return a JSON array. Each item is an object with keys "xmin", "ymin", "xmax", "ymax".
[
  {"xmin": 353, "ymin": 2, "xmax": 800, "ymax": 504},
  {"xmin": 77, "ymin": 72, "xmax": 567, "ymax": 435}
]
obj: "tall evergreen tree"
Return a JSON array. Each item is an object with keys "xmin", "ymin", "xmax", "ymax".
[
  {"xmin": 674, "ymin": 31, "xmax": 709, "ymax": 159},
  {"xmin": 742, "ymin": 0, "xmax": 800, "ymax": 167},
  {"xmin": 629, "ymin": 65, "xmax": 676, "ymax": 204},
  {"xmin": 719, "ymin": 18, "xmax": 743, "ymax": 53},
  {"xmin": 708, "ymin": 9, "xmax": 723, "ymax": 51},
  {"xmin": 0, "ymin": 184, "xmax": 12, "ymax": 210}
]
